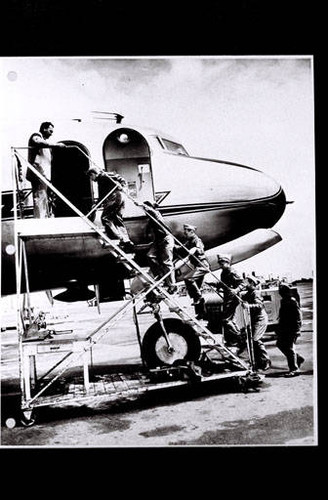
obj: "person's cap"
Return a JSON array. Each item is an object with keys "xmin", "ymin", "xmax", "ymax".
[
  {"xmin": 246, "ymin": 275, "xmax": 260, "ymax": 286},
  {"xmin": 279, "ymin": 282, "xmax": 291, "ymax": 293},
  {"xmin": 86, "ymin": 167, "xmax": 101, "ymax": 176},
  {"xmin": 183, "ymin": 224, "xmax": 197, "ymax": 231},
  {"xmin": 217, "ymin": 253, "xmax": 231, "ymax": 264}
]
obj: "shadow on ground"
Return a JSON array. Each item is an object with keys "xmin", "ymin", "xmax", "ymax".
[
  {"xmin": 1, "ymin": 364, "xmax": 259, "ymax": 429},
  {"xmin": 170, "ymin": 406, "xmax": 314, "ymax": 445}
]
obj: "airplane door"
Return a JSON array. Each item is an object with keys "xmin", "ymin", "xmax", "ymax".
[
  {"xmin": 103, "ymin": 129, "xmax": 154, "ymax": 216},
  {"xmin": 51, "ymin": 141, "xmax": 93, "ymax": 217}
]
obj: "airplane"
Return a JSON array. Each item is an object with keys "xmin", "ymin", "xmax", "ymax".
[{"xmin": 1, "ymin": 111, "xmax": 286, "ymax": 304}]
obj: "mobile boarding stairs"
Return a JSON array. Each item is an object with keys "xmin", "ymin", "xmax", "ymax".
[{"xmin": 4, "ymin": 148, "xmax": 263, "ymax": 428}]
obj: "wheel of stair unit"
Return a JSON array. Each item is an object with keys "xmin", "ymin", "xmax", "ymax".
[
  {"xmin": 5, "ymin": 417, "xmax": 17, "ymax": 429},
  {"xmin": 141, "ymin": 318, "xmax": 201, "ymax": 369}
]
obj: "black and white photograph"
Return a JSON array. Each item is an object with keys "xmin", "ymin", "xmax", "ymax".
[{"xmin": 0, "ymin": 55, "xmax": 316, "ymax": 448}]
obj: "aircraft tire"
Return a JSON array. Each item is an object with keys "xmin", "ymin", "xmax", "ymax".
[{"xmin": 141, "ymin": 318, "xmax": 201, "ymax": 369}]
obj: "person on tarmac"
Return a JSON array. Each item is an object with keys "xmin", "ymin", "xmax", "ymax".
[
  {"xmin": 27, "ymin": 121, "xmax": 66, "ymax": 218},
  {"xmin": 241, "ymin": 275, "xmax": 271, "ymax": 371},
  {"xmin": 183, "ymin": 224, "xmax": 210, "ymax": 319},
  {"xmin": 276, "ymin": 282, "xmax": 304, "ymax": 377},
  {"xmin": 86, "ymin": 167, "xmax": 134, "ymax": 253},
  {"xmin": 136, "ymin": 200, "xmax": 177, "ymax": 294},
  {"xmin": 216, "ymin": 254, "xmax": 245, "ymax": 347}
]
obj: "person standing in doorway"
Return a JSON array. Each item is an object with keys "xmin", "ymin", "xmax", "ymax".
[{"xmin": 27, "ymin": 121, "xmax": 66, "ymax": 218}]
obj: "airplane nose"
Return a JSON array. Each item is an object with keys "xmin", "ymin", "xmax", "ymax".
[
  {"xmin": 197, "ymin": 158, "xmax": 285, "ymax": 208},
  {"xmin": 210, "ymin": 160, "xmax": 287, "ymax": 238},
  {"xmin": 158, "ymin": 155, "xmax": 287, "ymax": 245},
  {"xmin": 164, "ymin": 156, "xmax": 286, "ymax": 219},
  {"xmin": 209, "ymin": 159, "xmax": 287, "ymax": 234}
]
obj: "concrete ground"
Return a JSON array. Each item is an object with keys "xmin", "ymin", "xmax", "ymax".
[{"xmin": 0, "ymin": 282, "xmax": 316, "ymax": 447}]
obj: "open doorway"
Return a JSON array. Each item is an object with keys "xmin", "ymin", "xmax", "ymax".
[
  {"xmin": 51, "ymin": 141, "xmax": 93, "ymax": 217},
  {"xmin": 103, "ymin": 128, "xmax": 154, "ymax": 216}
]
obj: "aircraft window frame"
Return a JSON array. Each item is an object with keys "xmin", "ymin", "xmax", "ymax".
[
  {"xmin": 156, "ymin": 137, "xmax": 165, "ymax": 149},
  {"xmin": 156, "ymin": 136, "xmax": 188, "ymax": 156}
]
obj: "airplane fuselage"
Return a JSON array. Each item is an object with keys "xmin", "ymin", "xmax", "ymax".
[{"xmin": 1, "ymin": 117, "xmax": 286, "ymax": 298}]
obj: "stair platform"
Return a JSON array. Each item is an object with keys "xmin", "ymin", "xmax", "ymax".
[{"xmin": 24, "ymin": 365, "xmax": 256, "ymax": 412}]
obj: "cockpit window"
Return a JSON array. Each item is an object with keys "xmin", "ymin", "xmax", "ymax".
[{"xmin": 157, "ymin": 137, "xmax": 188, "ymax": 156}]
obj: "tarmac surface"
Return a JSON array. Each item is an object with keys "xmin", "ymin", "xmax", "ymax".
[{"xmin": 0, "ymin": 282, "xmax": 316, "ymax": 447}]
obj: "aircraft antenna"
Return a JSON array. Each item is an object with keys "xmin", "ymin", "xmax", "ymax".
[{"xmin": 91, "ymin": 112, "xmax": 124, "ymax": 123}]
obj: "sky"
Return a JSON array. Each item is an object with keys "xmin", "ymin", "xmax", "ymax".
[{"xmin": 0, "ymin": 56, "xmax": 315, "ymax": 281}]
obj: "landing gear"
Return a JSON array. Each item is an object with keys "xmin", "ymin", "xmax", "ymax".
[{"xmin": 141, "ymin": 318, "xmax": 201, "ymax": 369}]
